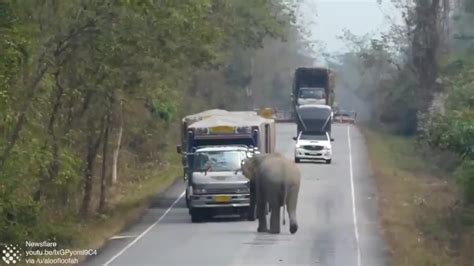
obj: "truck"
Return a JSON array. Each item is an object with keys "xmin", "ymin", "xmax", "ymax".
[
  {"xmin": 178, "ymin": 109, "xmax": 259, "ymax": 178},
  {"xmin": 176, "ymin": 110, "xmax": 276, "ymax": 222},
  {"xmin": 292, "ymin": 67, "xmax": 335, "ymax": 109},
  {"xmin": 291, "ymin": 67, "xmax": 335, "ymax": 137},
  {"xmin": 184, "ymin": 145, "xmax": 255, "ymax": 222}
]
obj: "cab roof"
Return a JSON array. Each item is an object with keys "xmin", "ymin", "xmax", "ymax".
[
  {"xmin": 182, "ymin": 109, "xmax": 261, "ymax": 125},
  {"xmin": 188, "ymin": 113, "xmax": 273, "ymax": 129},
  {"xmin": 297, "ymin": 104, "xmax": 332, "ymax": 110},
  {"xmin": 195, "ymin": 146, "xmax": 250, "ymax": 152}
]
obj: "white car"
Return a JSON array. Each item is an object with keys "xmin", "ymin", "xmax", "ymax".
[{"xmin": 293, "ymin": 131, "xmax": 333, "ymax": 164}]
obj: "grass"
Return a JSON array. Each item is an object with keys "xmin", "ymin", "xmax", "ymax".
[
  {"xmin": 69, "ymin": 151, "xmax": 182, "ymax": 264},
  {"xmin": 362, "ymin": 127, "xmax": 474, "ymax": 266}
]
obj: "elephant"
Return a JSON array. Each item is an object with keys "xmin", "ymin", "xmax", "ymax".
[{"xmin": 242, "ymin": 153, "xmax": 301, "ymax": 234}]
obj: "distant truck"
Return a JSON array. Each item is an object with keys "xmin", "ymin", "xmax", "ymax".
[
  {"xmin": 291, "ymin": 67, "xmax": 335, "ymax": 137},
  {"xmin": 176, "ymin": 110, "xmax": 275, "ymax": 222},
  {"xmin": 292, "ymin": 67, "xmax": 335, "ymax": 109}
]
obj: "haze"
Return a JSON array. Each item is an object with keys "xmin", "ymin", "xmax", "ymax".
[{"xmin": 297, "ymin": 0, "xmax": 402, "ymax": 55}]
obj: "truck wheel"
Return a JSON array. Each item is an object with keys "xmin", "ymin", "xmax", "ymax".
[
  {"xmin": 295, "ymin": 157, "xmax": 300, "ymax": 163},
  {"xmin": 246, "ymin": 207, "xmax": 256, "ymax": 221},
  {"xmin": 190, "ymin": 209, "xmax": 203, "ymax": 223},
  {"xmin": 326, "ymin": 159, "xmax": 332, "ymax": 164},
  {"xmin": 185, "ymin": 189, "xmax": 190, "ymax": 209}
]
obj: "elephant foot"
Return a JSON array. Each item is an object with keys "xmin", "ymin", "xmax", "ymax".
[
  {"xmin": 269, "ymin": 228, "xmax": 280, "ymax": 234},
  {"xmin": 257, "ymin": 226, "xmax": 268, "ymax": 233},
  {"xmin": 290, "ymin": 224, "xmax": 298, "ymax": 234}
]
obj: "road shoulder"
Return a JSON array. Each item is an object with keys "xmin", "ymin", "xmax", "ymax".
[
  {"xmin": 81, "ymin": 177, "xmax": 186, "ymax": 265},
  {"xmin": 362, "ymin": 127, "xmax": 474, "ymax": 266}
]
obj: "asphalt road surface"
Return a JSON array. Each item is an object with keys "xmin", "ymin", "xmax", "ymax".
[{"xmin": 84, "ymin": 123, "xmax": 390, "ymax": 266}]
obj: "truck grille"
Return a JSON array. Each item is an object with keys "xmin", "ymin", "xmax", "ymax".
[
  {"xmin": 205, "ymin": 188, "xmax": 241, "ymax": 194},
  {"xmin": 303, "ymin": 145, "xmax": 324, "ymax": 151},
  {"xmin": 196, "ymin": 185, "xmax": 249, "ymax": 195}
]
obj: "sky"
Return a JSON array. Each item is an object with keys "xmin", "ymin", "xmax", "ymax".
[
  {"xmin": 292, "ymin": 0, "xmax": 404, "ymax": 116},
  {"xmin": 296, "ymin": 0, "xmax": 402, "ymax": 57}
]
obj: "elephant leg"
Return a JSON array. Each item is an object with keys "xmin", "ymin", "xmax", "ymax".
[
  {"xmin": 257, "ymin": 200, "xmax": 267, "ymax": 232},
  {"xmin": 270, "ymin": 204, "xmax": 280, "ymax": 234},
  {"xmin": 268, "ymin": 195, "xmax": 281, "ymax": 234},
  {"xmin": 287, "ymin": 186, "xmax": 299, "ymax": 234},
  {"xmin": 256, "ymin": 178, "xmax": 267, "ymax": 233},
  {"xmin": 247, "ymin": 179, "xmax": 257, "ymax": 221}
]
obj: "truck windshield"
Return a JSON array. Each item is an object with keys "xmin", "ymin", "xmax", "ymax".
[
  {"xmin": 298, "ymin": 88, "xmax": 325, "ymax": 99},
  {"xmin": 193, "ymin": 150, "xmax": 246, "ymax": 172},
  {"xmin": 300, "ymin": 133, "xmax": 328, "ymax": 141}
]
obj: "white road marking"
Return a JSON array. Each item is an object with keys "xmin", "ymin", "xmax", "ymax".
[
  {"xmin": 348, "ymin": 126, "xmax": 362, "ymax": 266},
  {"xmin": 109, "ymin": 235, "xmax": 137, "ymax": 240},
  {"xmin": 103, "ymin": 190, "xmax": 186, "ymax": 266}
]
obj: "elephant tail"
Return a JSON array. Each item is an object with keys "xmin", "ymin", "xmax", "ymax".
[{"xmin": 282, "ymin": 181, "xmax": 287, "ymax": 226}]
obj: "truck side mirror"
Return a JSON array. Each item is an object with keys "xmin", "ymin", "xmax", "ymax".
[
  {"xmin": 176, "ymin": 145, "xmax": 182, "ymax": 154},
  {"xmin": 183, "ymin": 167, "xmax": 188, "ymax": 181},
  {"xmin": 292, "ymin": 137, "xmax": 297, "ymax": 141},
  {"xmin": 331, "ymin": 138, "xmax": 335, "ymax": 142}
]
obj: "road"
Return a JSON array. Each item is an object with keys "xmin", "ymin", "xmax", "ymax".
[{"xmin": 84, "ymin": 123, "xmax": 390, "ymax": 266}]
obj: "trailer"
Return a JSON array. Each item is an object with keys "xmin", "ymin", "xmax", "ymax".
[{"xmin": 183, "ymin": 114, "xmax": 275, "ymax": 155}]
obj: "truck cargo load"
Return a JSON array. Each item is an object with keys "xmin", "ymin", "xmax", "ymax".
[
  {"xmin": 295, "ymin": 104, "xmax": 332, "ymax": 137},
  {"xmin": 178, "ymin": 110, "xmax": 274, "ymax": 156},
  {"xmin": 185, "ymin": 114, "xmax": 275, "ymax": 154}
]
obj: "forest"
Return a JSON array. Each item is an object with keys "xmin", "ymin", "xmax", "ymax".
[
  {"xmin": 0, "ymin": 0, "xmax": 312, "ymax": 246},
  {"xmin": 327, "ymin": 0, "xmax": 473, "ymax": 264},
  {"xmin": 328, "ymin": 0, "xmax": 473, "ymax": 203}
]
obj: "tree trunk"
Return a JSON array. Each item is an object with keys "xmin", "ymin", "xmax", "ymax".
[
  {"xmin": 34, "ymin": 71, "xmax": 65, "ymax": 202},
  {"xmin": 98, "ymin": 115, "xmax": 110, "ymax": 213},
  {"xmin": 80, "ymin": 120, "xmax": 104, "ymax": 218},
  {"xmin": 412, "ymin": 0, "xmax": 441, "ymax": 132},
  {"xmin": 0, "ymin": 63, "xmax": 48, "ymax": 170},
  {"xmin": 111, "ymin": 99, "xmax": 123, "ymax": 185}
]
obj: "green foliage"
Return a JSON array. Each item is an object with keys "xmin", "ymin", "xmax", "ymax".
[
  {"xmin": 0, "ymin": 0, "xmax": 297, "ymax": 246},
  {"xmin": 427, "ymin": 57, "xmax": 474, "ymax": 159},
  {"xmin": 455, "ymin": 160, "xmax": 474, "ymax": 203},
  {"xmin": 424, "ymin": 54, "xmax": 474, "ymax": 202}
]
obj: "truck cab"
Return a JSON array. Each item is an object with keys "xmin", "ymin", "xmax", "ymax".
[
  {"xmin": 297, "ymin": 87, "xmax": 327, "ymax": 106},
  {"xmin": 185, "ymin": 145, "xmax": 256, "ymax": 222}
]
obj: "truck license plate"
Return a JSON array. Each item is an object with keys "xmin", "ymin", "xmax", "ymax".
[{"xmin": 215, "ymin": 195, "xmax": 231, "ymax": 203}]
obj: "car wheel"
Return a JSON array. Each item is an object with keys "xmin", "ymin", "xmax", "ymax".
[
  {"xmin": 326, "ymin": 159, "xmax": 332, "ymax": 164},
  {"xmin": 295, "ymin": 157, "xmax": 300, "ymax": 163}
]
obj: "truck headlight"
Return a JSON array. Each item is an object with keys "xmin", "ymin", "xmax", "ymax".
[
  {"xmin": 193, "ymin": 187, "xmax": 207, "ymax": 195},
  {"xmin": 236, "ymin": 126, "xmax": 251, "ymax": 134},
  {"xmin": 236, "ymin": 187, "xmax": 250, "ymax": 194}
]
